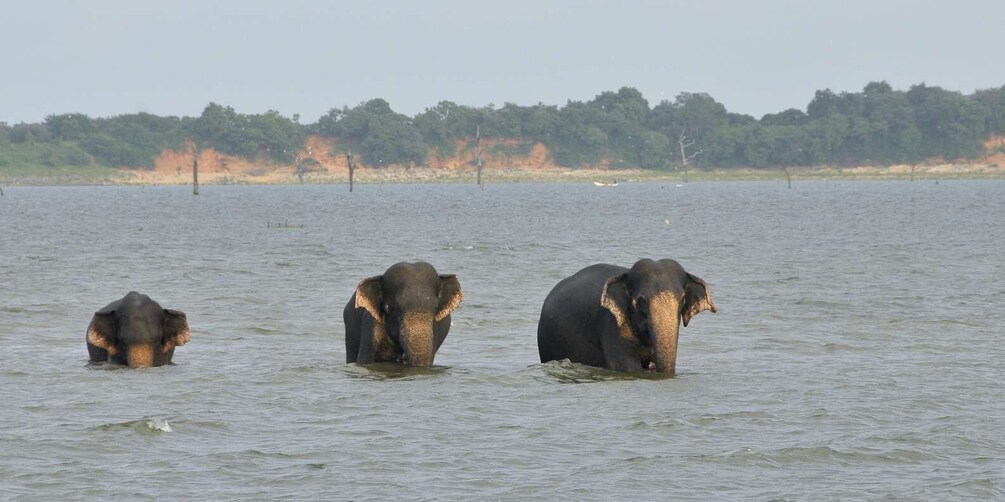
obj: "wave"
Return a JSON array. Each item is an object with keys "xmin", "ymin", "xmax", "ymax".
[
  {"xmin": 93, "ymin": 418, "xmax": 173, "ymax": 434},
  {"xmin": 530, "ymin": 360, "xmax": 676, "ymax": 384}
]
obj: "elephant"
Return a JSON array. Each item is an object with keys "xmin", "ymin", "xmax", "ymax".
[
  {"xmin": 86, "ymin": 291, "xmax": 191, "ymax": 367},
  {"xmin": 343, "ymin": 262, "xmax": 463, "ymax": 367},
  {"xmin": 537, "ymin": 258, "xmax": 716, "ymax": 374}
]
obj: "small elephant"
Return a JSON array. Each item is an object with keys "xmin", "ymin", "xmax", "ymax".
[
  {"xmin": 537, "ymin": 259, "xmax": 716, "ymax": 374},
  {"xmin": 343, "ymin": 262, "xmax": 463, "ymax": 367},
  {"xmin": 86, "ymin": 291, "xmax": 191, "ymax": 367}
]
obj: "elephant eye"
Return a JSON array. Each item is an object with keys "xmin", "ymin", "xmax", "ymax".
[{"xmin": 634, "ymin": 296, "xmax": 649, "ymax": 310}]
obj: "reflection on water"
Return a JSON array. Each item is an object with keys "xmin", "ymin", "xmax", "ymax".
[{"xmin": 1, "ymin": 181, "xmax": 1003, "ymax": 499}]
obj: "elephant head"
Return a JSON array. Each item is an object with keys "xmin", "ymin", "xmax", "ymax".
[
  {"xmin": 599, "ymin": 259, "xmax": 716, "ymax": 374},
  {"xmin": 352, "ymin": 262, "xmax": 463, "ymax": 366},
  {"xmin": 86, "ymin": 292, "xmax": 190, "ymax": 368}
]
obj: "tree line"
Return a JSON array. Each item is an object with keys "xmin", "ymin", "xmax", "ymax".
[{"xmin": 2, "ymin": 81, "xmax": 1004, "ymax": 171}]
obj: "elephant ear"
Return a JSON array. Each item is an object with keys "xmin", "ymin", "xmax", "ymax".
[
  {"xmin": 161, "ymin": 309, "xmax": 191, "ymax": 354},
  {"xmin": 354, "ymin": 276, "xmax": 384, "ymax": 322},
  {"xmin": 599, "ymin": 273, "xmax": 630, "ymax": 328},
  {"xmin": 86, "ymin": 307, "xmax": 118, "ymax": 356},
  {"xmin": 435, "ymin": 274, "xmax": 463, "ymax": 322},
  {"xmin": 681, "ymin": 273, "xmax": 717, "ymax": 327}
]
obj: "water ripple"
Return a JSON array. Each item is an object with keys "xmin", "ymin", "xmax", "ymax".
[{"xmin": 2, "ymin": 182, "xmax": 1003, "ymax": 500}]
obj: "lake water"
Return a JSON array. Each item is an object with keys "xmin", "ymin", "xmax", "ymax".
[{"xmin": 1, "ymin": 180, "xmax": 1003, "ymax": 500}]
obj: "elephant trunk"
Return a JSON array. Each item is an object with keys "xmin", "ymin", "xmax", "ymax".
[
  {"xmin": 648, "ymin": 292, "xmax": 682, "ymax": 375},
  {"xmin": 126, "ymin": 344, "xmax": 156, "ymax": 368},
  {"xmin": 401, "ymin": 311, "xmax": 435, "ymax": 367}
]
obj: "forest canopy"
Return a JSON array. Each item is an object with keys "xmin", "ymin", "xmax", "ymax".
[{"xmin": 2, "ymin": 82, "xmax": 1004, "ymax": 170}]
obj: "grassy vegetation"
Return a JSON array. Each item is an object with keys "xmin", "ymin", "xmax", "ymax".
[
  {"xmin": 0, "ymin": 164, "xmax": 122, "ymax": 185},
  {"xmin": 0, "ymin": 142, "xmax": 91, "ymax": 168}
]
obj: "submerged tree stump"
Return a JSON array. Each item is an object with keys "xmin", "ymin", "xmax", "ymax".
[
  {"xmin": 191, "ymin": 141, "xmax": 200, "ymax": 195},
  {"xmin": 347, "ymin": 151, "xmax": 355, "ymax": 192},
  {"xmin": 475, "ymin": 124, "xmax": 483, "ymax": 188}
]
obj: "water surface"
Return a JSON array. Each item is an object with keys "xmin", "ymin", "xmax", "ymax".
[{"xmin": 1, "ymin": 180, "xmax": 1003, "ymax": 499}]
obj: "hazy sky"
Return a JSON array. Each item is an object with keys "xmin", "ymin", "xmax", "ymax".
[{"xmin": 3, "ymin": 0, "xmax": 1003, "ymax": 124}]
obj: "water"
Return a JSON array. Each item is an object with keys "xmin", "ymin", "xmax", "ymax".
[{"xmin": 1, "ymin": 180, "xmax": 1003, "ymax": 500}]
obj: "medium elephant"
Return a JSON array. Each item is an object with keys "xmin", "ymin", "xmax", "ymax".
[
  {"xmin": 537, "ymin": 258, "xmax": 716, "ymax": 374},
  {"xmin": 86, "ymin": 291, "xmax": 191, "ymax": 367},
  {"xmin": 343, "ymin": 262, "xmax": 463, "ymax": 367}
]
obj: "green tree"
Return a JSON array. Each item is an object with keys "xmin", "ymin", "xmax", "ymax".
[
  {"xmin": 765, "ymin": 126, "xmax": 810, "ymax": 166},
  {"xmin": 246, "ymin": 110, "xmax": 303, "ymax": 162},
  {"xmin": 703, "ymin": 124, "xmax": 750, "ymax": 166},
  {"xmin": 551, "ymin": 100, "xmax": 609, "ymax": 165},
  {"xmin": 861, "ymin": 82, "xmax": 917, "ymax": 162},
  {"xmin": 194, "ymin": 103, "xmax": 302, "ymax": 162},
  {"xmin": 521, "ymin": 104, "xmax": 559, "ymax": 143},
  {"xmin": 315, "ymin": 99, "xmax": 426, "ymax": 166},
  {"xmin": 484, "ymin": 103, "xmax": 523, "ymax": 138},
  {"xmin": 804, "ymin": 114, "xmax": 850, "ymax": 165},
  {"xmin": 82, "ymin": 133, "xmax": 152, "ymax": 167},
  {"xmin": 761, "ymin": 108, "xmax": 808, "ymax": 126},
  {"xmin": 44, "ymin": 113, "xmax": 94, "ymax": 141},
  {"xmin": 636, "ymin": 130, "xmax": 672, "ymax": 169},
  {"xmin": 587, "ymin": 87, "xmax": 651, "ymax": 166},
  {"xmin": 971, "ymin": 86, "xmax": 1005, "ymax": 134},
  {"xmin": 807, "ymin": 89, "xmax": 841, "ymax": 119},
  {"xmin": 907, "ymin": 84, "xmax": 986, "ymax": 159},
  {"xmin": 196, "ymin": 103, "xmax": 238, "ymax": 146},
  {"xmin": 648, "ymin": 92, "xmax": 727, "ymax": 166},
  {"xmin": 413, "ymin": 101, "xmax": 462, "ymax": 155}
]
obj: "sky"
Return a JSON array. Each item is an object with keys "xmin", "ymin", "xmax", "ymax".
[{"xmin": 2, "ymin": 0, "xmax": 1003, "ymax": 124}]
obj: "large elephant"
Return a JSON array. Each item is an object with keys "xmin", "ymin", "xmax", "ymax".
[
  {"xmin": 343, "ymin": 262, "xmax": 463, "ymax": 367},
  {"xmin": 537, "ymin": 259, "xmax": 716, "ymax": 374},
  {"xmin": 86, "ymin": 291, "xmax": 191, "ymax": 367}
]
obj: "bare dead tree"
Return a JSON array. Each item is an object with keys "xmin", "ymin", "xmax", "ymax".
[
  {"xmin": 0, "ymin": 186, "xmax": 4, "ymax": 196},
  {"xmin": 474, "ymin": 124, "xmax": 484, "ymax": 188},
  {"xmin": 346, "ymin": 151, "xmax": 355, "ymax": 192},
  {"xmin": 910, "ymin": 163, "xmax": 917, "ymax": 182},
  {"xmin": 781, "ymin": 166, "xmax": 792, "ymax": 189},
  {"xmin": 678, "ymin": 132, "xmax": 702, "ymax": 183},
  {"xmin": 295, "ymin": 154, "xmax": 306, "ymax": 184},
  {"xmin": 191, "ymin": 140, "xmax": 200, "ymax": 195}
]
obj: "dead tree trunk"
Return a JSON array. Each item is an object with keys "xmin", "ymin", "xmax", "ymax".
[
  {"xmin": 910, "ymin": 163, "xmax": 917, "ymax": 182},
  {"xmin": 347, "ymin": 151, "xmax": 355, "ymax": 192},
  {"xmin": 295, "ymin": 155, "xmax": 305, "ymax": 184},
  {"xmin": 191, "ymin": 141, "xmax": 200, "ymax": 195},
  {"xmin": 0, "ymin": 186, "xmax": 4, "ymax": 196},
  {"xmin": 475, "ymin": 124, "xmax": 484, "ymax": 188},
  {"xmin": 782, "ymin": 167, "xmax": 792, "ymax": 189},
  {"xmin": 678, "ymin": 133, "xmax": 701, "ymax": 183}
]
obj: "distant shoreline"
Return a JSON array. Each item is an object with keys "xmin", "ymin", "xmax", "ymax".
[{"xmin": 2, "ymin": 162, "xmax": 1003, "ymax": 187}]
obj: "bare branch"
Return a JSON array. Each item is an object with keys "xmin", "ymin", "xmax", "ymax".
[{"xmin": 678, "ymin": 133, "xmax": 701, "ymax": 166}]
